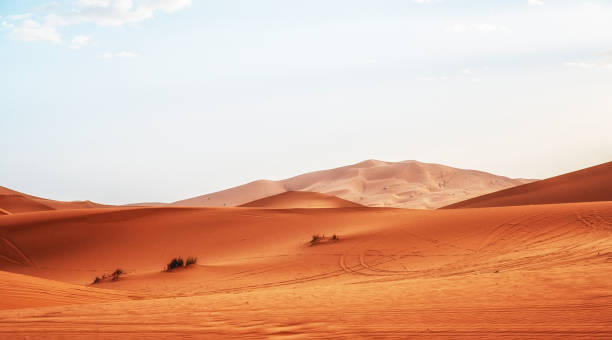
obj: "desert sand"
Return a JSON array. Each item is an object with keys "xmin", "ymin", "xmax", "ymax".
[
  {"xmin": 0, "ymin": 163, "xmax": 611, "ymax": 338},
  {"xmin": 0, "ymin": 186, "xmax": 107, "ymax": 214},
  {"xmin": 173, "ymin": 160, "xmax": 535, "ymax": 209},
  {"xmin": 240, "ymin": 191, "xmax": 363, "ymax": 208},
  {"xmin": 443, "ymin": 161, "xmax": 612, "ymax": 209}
]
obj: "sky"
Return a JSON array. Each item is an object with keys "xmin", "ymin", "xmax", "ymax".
[{"xmin": 1, "ymin": 0, "xmax": 611, "ymax": 205}]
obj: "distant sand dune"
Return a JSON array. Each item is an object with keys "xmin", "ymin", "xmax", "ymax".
[
  {"xmin": 0, "ymin": 186, "xmax": 109, "ymax": 214},
  {"xmin": 173, "ymin": 160, "xmax": 535, "ymax": 209},
  {"xmin": 240, "ymin": 191, "xmax": 364, "ymax": 208}
]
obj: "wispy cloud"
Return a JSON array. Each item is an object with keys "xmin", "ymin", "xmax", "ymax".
[
  {"xmin": 528, "ymin": 0, "xmax": 544, "ymax": 6},
  {"xmin": 564, "ymin": 50, "xmax": 612, "ymax": 70},
  {"xmin": 69, "ymin": 0, "xmax": 192, "ymax": 27},
  {"xmin": 448, "ymin": 23, "xmax": 510, "ymax": 33},
  {"xmin": 70, "ymin": 34, "xmax": 91, "ymax": 49},
  {"xmin": 9, "ymin": 19, "xmax": 61, "ymax": 43},
  {"xmin": 2, "ymin": 0, "xmax": 192, "ymax": 46},
  {"xmin": 99, "ymin": 51, "xmax": 139, "ymax": 58}
]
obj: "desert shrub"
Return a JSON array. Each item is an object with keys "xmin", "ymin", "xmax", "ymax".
[
  {"xmin": 185, "ymin": 257, "xmax": 197, "ymax": 266},
  {"xmin": 111, "ymin": 269, "xmax": 124, "ymax": 281},
  {"xmin": 166, "ymin": 257, "xmax": 184, "ymax": 271},
  {"xmin": 311, "ymin": 234, "xmax": 324, "ymax": 245},
  {"xmin": 92, "ymin": 269, "xmax": 124, "ymax": 284}
]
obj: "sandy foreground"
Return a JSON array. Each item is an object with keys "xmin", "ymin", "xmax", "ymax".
[{"xmin": 1, "ymin": 201, "xmax": 612, "ymax": 338}]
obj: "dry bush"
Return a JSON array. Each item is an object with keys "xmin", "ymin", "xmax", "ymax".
[{"xmin": 185, "ymin": 257, "xmax": 197, "ymax": 266}]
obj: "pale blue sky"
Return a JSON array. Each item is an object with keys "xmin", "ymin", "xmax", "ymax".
[{"xmin": 1, "ymin": 0, "xmax": 611, "ymax": 204}]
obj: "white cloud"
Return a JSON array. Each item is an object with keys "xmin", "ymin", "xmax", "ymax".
[
  {"xmin": 3, "ymin": 0, "xmax": 191, "ymax": 46},
  {"xmin": 10, "ymin": 19, "xmax": 61, "ymax": 43},
  {"xmin": 70, "ymin": 34, "xmax": 91, "ymax": 49},
  {"xmin": 71, "ymin": 0, "xmax": 192, "ymax": 26},
  {"xmin": 449, "ymin": 23, "xmax": 510, "ymax": 33},
  {"xmin": 99, "ymin": 50, "xmax": 139, "ymax": 58},
  {"xmin": 6, "ymin": 13, "xmax": 33, "ymax": 21},
  {"xmin": 564, "ymin": 50, "xmax": 612, "ymax": 70},
  {"xmin": 528, "ymin": 0, "xmax": 544, "ymax": 6}
]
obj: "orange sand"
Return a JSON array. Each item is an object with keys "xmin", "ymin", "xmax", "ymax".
[
  {"xmin": 0, "ymin": 163, "xmax": 610, "ymax": 338},
  {"xmin": 1, "ymin": 201, "xmax": 612, "ymax": 338},
  {"xmin": 240, "ymin": 191, "xmax": 363, "ymax": 208},
  {"xmin": 0, "ymin": 186, "xmax": 108, "ymax": 214},
  {"xmin": 443, "ymin": 161, "xmax": 612, "ymax": 209}
]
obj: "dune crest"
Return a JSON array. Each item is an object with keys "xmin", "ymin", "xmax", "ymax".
[
  {"xmin": 240, "ymin": 191, "xmax": 364, "ymax": 209},
  {"xmin": 0, "ymin": 186, "xmax": 109, "ymax": 214},
  {"xmin": 173, "ymin": 160, "xmax": 535, "ymax": 209}
]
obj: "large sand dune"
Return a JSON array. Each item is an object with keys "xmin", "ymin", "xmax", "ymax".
[
  {"xmin": 174, "ymin": 160, "xmax": 534, "ymax": 209},
  {"xmin": 0, "ymin": 186, "xmax": 108, "ymax": 214},
  {"xmin": 1, "ymin": 199, "xmax": 612, "ymax": 338},
  {"xmin": 443, "ymin": 161, "xmax": 612, "ymax": 209}
]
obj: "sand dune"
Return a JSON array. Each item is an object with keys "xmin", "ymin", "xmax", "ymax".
[
  {"xmin": 1, "ymin": 200, "xmax": 612, "ymax": 337},
  {"xmin": 443, "ymin": 161, "xmax": 612, "ymax": 209},
  {"xmin": 0, "ymin": 270, "xmax": 129, "ymax": 310},
  {"xmin": 0, "ymin": 186, "xmax": 108, "ymax": 214},
  {"xmin": 173, "ymin": 160, "xmax": 535, "ymax": 209},
  {"xmin": 240, "ymin": 190, "xmax": 363, "ymax": 208}
]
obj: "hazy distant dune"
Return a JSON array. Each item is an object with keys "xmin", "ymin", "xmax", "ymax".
[{"xmin": 173, "ymin": 160, "xmax": 535, "ymax": 209}]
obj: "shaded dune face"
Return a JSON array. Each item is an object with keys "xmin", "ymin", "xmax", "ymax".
[
  {"xmin": 0, "ymin": 186, "xmax": 108, "ymax": 214},
  {"xmin": 443, "ymin": 161, "xmax": 612, "ymax": 209},
  {"xmin": 172, "ymin": 160, "xmax": 534, "ymax": 209},
  {"xmin": 239, "ymin": 191, "xmax": 364, "ymax": 208}
]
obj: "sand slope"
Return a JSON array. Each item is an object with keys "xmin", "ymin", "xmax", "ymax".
[
  {"xmin": 443, "ymin": 161, "xmax": 612, "ymax": 209},
  {"xmin": 174, "ymin": 160, "xmax": 534, "ymax": 209},
  {"xmin": 0, "ymin": 186, "xmax": 108, "ymax": 214},
  {"xmin": 1, "ymin": 201, "xmax": 612, "ymax": 338},
  {"xmin": 0, "ymin": 270, "xmax": 129, "ymax": 310},
  {"xmin": 240, "ymin": 191, "xmax": 363, "ymax": 208}
]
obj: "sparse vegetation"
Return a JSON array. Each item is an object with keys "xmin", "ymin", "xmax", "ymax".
[
  {"xmin": 91, "ymin": 268, "xmax": 124, "ymax": 284},
  {"xmin": 111, "ymin": 269, "xmax": 124, "ymax": 281},
  {"xmin": 166, "ymin": 257, "xmax": 184, "ymax": 271},
  {"xmin": 311, "ymin": 234, "xmax": 324, "ymax": 245},
  {"xmin": 310, "ymin": 234, "xmax": 340, "ymax": 246},
  {"xmin": 185, "ymin": 257, "xmax": 198, "ymax": 266},
  {"xmin": 165, "ymin": 256, "xmax": 198, "ymax": 271}
]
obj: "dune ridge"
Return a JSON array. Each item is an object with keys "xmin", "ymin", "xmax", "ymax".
[
  {"xmin": 240, "ymin": 191, "xmax": 364, "ymax": 208},
  {"xmin": 0, "ymin": 186, "xmax": 109, "ymax": 214},
  {"xmin": 173, "ymin": 160, "xmax": 535, "ymax": 209},
  {"xmin": 443, "ymin": 161, "xmax": 612, "ymax": 209}
]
